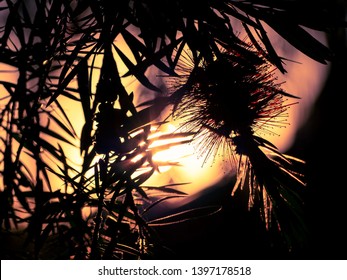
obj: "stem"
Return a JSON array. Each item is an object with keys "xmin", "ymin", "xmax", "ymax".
[{"xmin": 90, "ymin": 155, "xmax": 108, "ymax": 259}]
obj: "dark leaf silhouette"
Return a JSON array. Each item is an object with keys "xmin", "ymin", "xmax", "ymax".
[{"xmin": 0, "ymin": 0, "xmax": 345, "ymax": 260}]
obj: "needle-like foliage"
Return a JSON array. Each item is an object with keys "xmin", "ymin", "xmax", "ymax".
[{"xmin": 0, "ymin": 0, "xmax": 345, "ymax": 259}]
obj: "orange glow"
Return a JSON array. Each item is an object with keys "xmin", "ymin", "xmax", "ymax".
[
  {"xmin": 263, "ymin": 27, "xmax": 330, "ymax": 152},
  {"xmin": 148, "ymin": 124, "xmax": 193, "ymax": 172},
  {"xmin": 230, "ymin": 18, "xmax": 330, "ymax": 152},
  {"xmin": 127, "ymin": 122, "xmax": 233, "ymax": 196},
  {"xmin": 142, "ymin": 121, "xmax": 234, "ymax": 195},
  {"xmin": 0, "ymin": 25, "xmax": 330, "ymax": 200}
]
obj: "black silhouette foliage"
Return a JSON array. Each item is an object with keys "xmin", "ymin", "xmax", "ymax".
[{"xmin": 0, "ymin": 0, "xmax": 345, "ymax": 259}]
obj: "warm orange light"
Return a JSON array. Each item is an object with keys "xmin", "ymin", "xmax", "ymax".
[
  {"xmin": 142, "ymin": 121, "xmax": 234, "ymax": 196},
  {"xmin": 0, "ymin": 26, "xmax": 330, "ymax": 199},
  {"xmin": 147, "ymin": 124, "xmax": 192, "ymax": 172}
]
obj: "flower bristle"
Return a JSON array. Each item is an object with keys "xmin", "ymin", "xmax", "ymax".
[
  {"xmin": 169, "ymin": 42, "xmax": 292, "ymax": 158},
  {"xmin": 166, "ymin": 41, "xmax": 305, "ymax": 236}
]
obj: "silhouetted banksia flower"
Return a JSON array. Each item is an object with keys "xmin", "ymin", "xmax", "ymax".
[{"xmin": 168, "ymin": 44, "xmax": 306, "ymax": 242}]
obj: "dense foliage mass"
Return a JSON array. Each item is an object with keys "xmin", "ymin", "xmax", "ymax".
[{"xmin": 0, "ymin": 0, "xmax": 344, "ymax": 259}]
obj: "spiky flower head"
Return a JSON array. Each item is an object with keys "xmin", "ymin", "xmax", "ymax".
[
  {"xmin": 167, "ymin": 42, "xmax": 305, "ymax": 243},
  {"xmin": 169, "ymin": 43, "xmax": 295, "ymax": 161}
]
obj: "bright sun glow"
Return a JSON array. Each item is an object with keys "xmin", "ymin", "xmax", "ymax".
[
  {"xmin": 149, "ymin": 124, "xmax": 194, "ymax": 172},
  {"xmin": 142, "ymin": 122, "xmax": 234, "ymax": 196},
  {"xmin": 0, "ymin": 27, "xmax": 329, "ymax": 200}
]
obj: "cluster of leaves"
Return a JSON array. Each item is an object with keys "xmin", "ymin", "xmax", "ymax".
[{"xmin": 0, "ymin": 0, "xmax": 343, "ymax": 259}]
